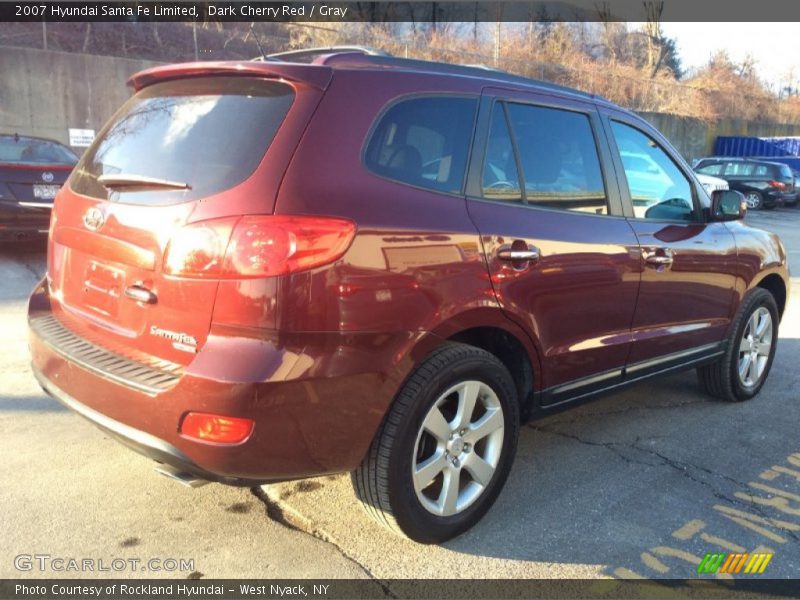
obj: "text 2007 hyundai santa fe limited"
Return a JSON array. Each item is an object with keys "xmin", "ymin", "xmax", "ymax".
[{"xmin": 28, "ymin": 49, "xmax": 788, "ymax": 543}]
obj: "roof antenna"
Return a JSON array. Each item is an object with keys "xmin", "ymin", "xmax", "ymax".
[{"xmin": 247, "ymin": 22, "xmax": 267, "ymax": 60}]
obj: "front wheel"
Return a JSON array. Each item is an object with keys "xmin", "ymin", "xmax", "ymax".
[
  {"xmin": 352, "ymin": 343, "xmax": 519, "ymax": 543},
  {"xmin": 698, "ymin": 288, "xmax": 779, "ymax": 402}
]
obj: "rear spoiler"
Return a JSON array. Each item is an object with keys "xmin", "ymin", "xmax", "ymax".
[{"xmin": 128, "ymin": 61, "xmax": 333, "ymax": 92}]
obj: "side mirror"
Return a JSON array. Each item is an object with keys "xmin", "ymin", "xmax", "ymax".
[{"xmin": 711, "ymin": 189, "xmax": 746, "ymax": 221}]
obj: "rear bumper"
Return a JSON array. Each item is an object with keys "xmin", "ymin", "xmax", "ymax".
[
  {"xmin": 33, "ymin": 365, "xmax": 255, "ymax": 485},
  {"xmin": 0, "ymin": 224, "xmax": 49, "ymax": 241},
  {"xmin": 29, "ymin": 279, "xmax": 420, "ymax": 483}
]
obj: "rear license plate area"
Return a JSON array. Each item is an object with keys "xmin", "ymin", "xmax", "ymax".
[
  {"xmin": 33, "ymin": 184, "xmax": 60, "ymax": 199},
  {"xmin": 82, "ymin": 262, "xmax": 123, "ymax": 318}
]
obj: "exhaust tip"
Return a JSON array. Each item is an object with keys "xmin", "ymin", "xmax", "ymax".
[{"xmin": 155, "ymin": 465, "xmax": 210, "ymax": 488}]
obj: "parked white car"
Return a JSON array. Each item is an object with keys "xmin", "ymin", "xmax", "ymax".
[{"xmin": 696, "ymin": 172, "xmax": 729, "ymax": 195}]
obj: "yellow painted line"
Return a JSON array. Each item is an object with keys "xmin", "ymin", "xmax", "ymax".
[
  {"xmin": 653, "ymin": 546, "xmax": 702, "ymax": 565},
  {"xmin": 749, "ymin": 481, "xmax": 800, "ymax": 502},
  {"xmin": 735, "ymin": 491, "xmax": 800, "ymax": 517},
  {"xmin": 715, "ymin": 505, "xmax": 800, "ymax": 531},
  {"xmin": 770, "ymin": 466, "xmax": 800, "ymax": 482},
  {"xmin": 641, "ymin": 551, "xmax": 670, "ymax": 574},
  {"xmin": 700, "ymin": 532, "xmax": 746, "ymax": 553},
  {"xmin": 715, "ymin": 513, "xmax": 787, "ymax": 544},
  {"xmin": 672, "ymin": 519, "xmax": 705, "ymax": 540},
  {"xmin": 759, "ymin": 469, "xmax": 781, "ymax": 481}
]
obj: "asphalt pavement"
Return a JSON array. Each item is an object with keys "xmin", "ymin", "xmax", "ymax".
[{"xmin": 1, "ymin": 207, "xmax": 798, "ymax": 585}]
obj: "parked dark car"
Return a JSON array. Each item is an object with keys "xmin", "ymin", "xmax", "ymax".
[
  {"xmin": 695, "ymin": 157, "xmax": 796, "ymax": 209},
  {"xmin": 29, "ymin": 49, "xmax": 789, "ymax": 543},
  {"xmin": 0, "ymin": 134, "xmax": 78, "ymax": 241}
]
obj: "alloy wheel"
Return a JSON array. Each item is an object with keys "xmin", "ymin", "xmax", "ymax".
[
  {"xmin": 744, "ymin": 192, "xmax": 763, "ymax": 209},
  {"xmin": 412, "ymin": 381, "xmax": 505, "ymax": 517},
  {"xmin": 738, "ymin": 307, "xmax": 773, "ymax": 388}
]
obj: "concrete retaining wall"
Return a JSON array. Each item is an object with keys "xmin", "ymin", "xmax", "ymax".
[
  {"xmin": 638, "ymin": 112, "xmax": 800, "ymax": 161},
  {"xmin": 0, "ymin": 46, "xmax": 160, "ymax": 149}
]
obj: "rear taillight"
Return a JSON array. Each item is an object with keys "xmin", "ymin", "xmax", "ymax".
[
  {"xmin": 769, "ymin": 180, "xmax": 787, "ymax": 190},
  {"xmin": 164, "ymin": 215, "xmax": 356, "ymax": 279},
  {"xmin": 180, "ymin": 412, "xmax": 254, "ymax": 445}
]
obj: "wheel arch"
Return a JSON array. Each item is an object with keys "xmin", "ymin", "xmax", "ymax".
[
  {"xmin": 754, "ymin": 272, "xmax": 787, "ymax": 320},
  {"xmin": 406, "ymin": 308, "xmax": 542, "ymax": 421}
]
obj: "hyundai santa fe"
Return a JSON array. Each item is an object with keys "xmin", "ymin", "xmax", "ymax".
[{"xmin": 28, "ymin": 48, "xmax": 789, "ymax": 543}]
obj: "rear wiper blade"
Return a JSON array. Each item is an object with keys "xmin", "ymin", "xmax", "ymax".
[{"xmin": 97, "ymin": 173, "xmax": 191, "ymax": 190}]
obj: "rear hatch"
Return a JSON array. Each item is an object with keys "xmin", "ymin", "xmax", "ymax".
[{"xmin": 47, "ymin": 68, "xmax": 326, "ymax": 366}]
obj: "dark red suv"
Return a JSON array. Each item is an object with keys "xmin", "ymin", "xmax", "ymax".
[{"xmin": 28, "ymin": 48, "xmax": 789, "ymax": 543}]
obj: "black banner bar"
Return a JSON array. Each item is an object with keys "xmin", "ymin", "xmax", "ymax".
[
  {"xmin": 2, "ymin": 579, "xmax": 799, "ymax": 600},
  {"xmin": 3, "ymin": 1, "xmax": 800, "ymax": 23}
]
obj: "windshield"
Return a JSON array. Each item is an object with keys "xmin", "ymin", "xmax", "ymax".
[
  {"xmin": 0, "ymin": 136, "xmax": 78, "ymax": 166},
  {"xmin": 70, "ymin": 77, "xmax": 294, "ymax": 205}
]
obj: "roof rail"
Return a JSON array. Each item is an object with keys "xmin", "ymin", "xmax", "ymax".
[
  {"xmin": 326, "ymin": 53, "xmax": 600, "ymax": 102},
  {"xmin": 254, "ymin": 46, "xmax": 390, "ymax": 63},
  {"xmin": 253, "ymin": 47, "xmax": 602, "ymax": 102}
]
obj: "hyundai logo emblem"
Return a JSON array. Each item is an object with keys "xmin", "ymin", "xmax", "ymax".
[
  {"xmin": 42, "ymin": 172, "xmax": 54, "ymax": 183},
  {"xmin": 83, "ymin": 207, "xmax": 106, "ymax": 232}
]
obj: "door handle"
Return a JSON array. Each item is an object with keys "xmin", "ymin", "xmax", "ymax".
[
  {"xmin": 642, "ymin": 248, "xmax": 674, "ymax": 267},
  {"xmin": 497, "ymin": 248, "xmax": 540, "ymax": 262},
  {"xmin": 124, "ymin": 285, "xmax": 157, "ymax": 304}
]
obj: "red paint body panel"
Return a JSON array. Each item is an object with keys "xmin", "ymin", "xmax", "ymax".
[{"xmin": 624, "ymin": 220, "xmax": 738, "ymax": 363}]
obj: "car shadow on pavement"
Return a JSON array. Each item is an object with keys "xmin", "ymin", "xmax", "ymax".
[
  {"xmin": 0, "ymin": 394, "xmax": 65, "ymax": 412},
  {"xmin": 444, "ymin": 337, "xmax": 800, "ymax": 579}
]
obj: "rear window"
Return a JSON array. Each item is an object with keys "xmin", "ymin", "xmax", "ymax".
[
  {"xmin": 696, "ymin": 163, "xmax": 723, "ymax": 176},
  {"xmin": 779, "ymin": 164, "xmax": 793, "ymax": 178},
  {"xmin": 364, "ymin": 96, "xmax": 477, "ymax": 194},
  {"xmin": 70, "ymin": 77, "xmax": 294, "ymax": 205},
  {"xmin": 0, "ymin": 136, "xmax": 77, "ymax": 166}
]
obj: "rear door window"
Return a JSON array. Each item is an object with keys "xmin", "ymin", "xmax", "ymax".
[
  {"xmin": 723, "ymin": 162, "xmax": 754, "ymax": 176},
  {"xmin": 364, "ymin": 96, "xmax": 477, "ymax": 194},
  {"xmin": 483, "ymin": 102, "xmax": 608, "ymax": 214},
  {"xmin": 70, "ymin": 77, "xmax": 294, "ymax": 205}
]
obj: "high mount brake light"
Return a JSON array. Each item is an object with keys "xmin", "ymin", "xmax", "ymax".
[{"xmin": 164, "ymin": 215, "xmax": 356, "ymax": 278}]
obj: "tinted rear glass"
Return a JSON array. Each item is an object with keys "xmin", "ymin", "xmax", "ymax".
[
  {"xmin": 779, "ymin": 164, "xmax": 793, "ymax": 178},
  {"xmin": 70, "ymin": 77, "xmax": 294, "ymax": 205},
  {"xmin": 0, "ymin": 136, "xmax": 77, "ymax": 166}
]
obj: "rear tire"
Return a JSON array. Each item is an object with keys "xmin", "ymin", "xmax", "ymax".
[
  {"xmin": 352, "ymin": 342, "xmax": 519, "ymax": 543},
  {"xmin": 744, "ymin": 191, "xmax": 764, "ymax": 210},
  {"xmin": 697, "ymin": 288, "xmax": 778, "ymax": 402}
]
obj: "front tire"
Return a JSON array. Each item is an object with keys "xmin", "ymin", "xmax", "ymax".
[
  {"xmin": 698, "ymin": 288, "xmax": 779, "ymax": 402},
  {"xmin": 352, "ymin": 342, "xmax": 519, "ymax": 543}
]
